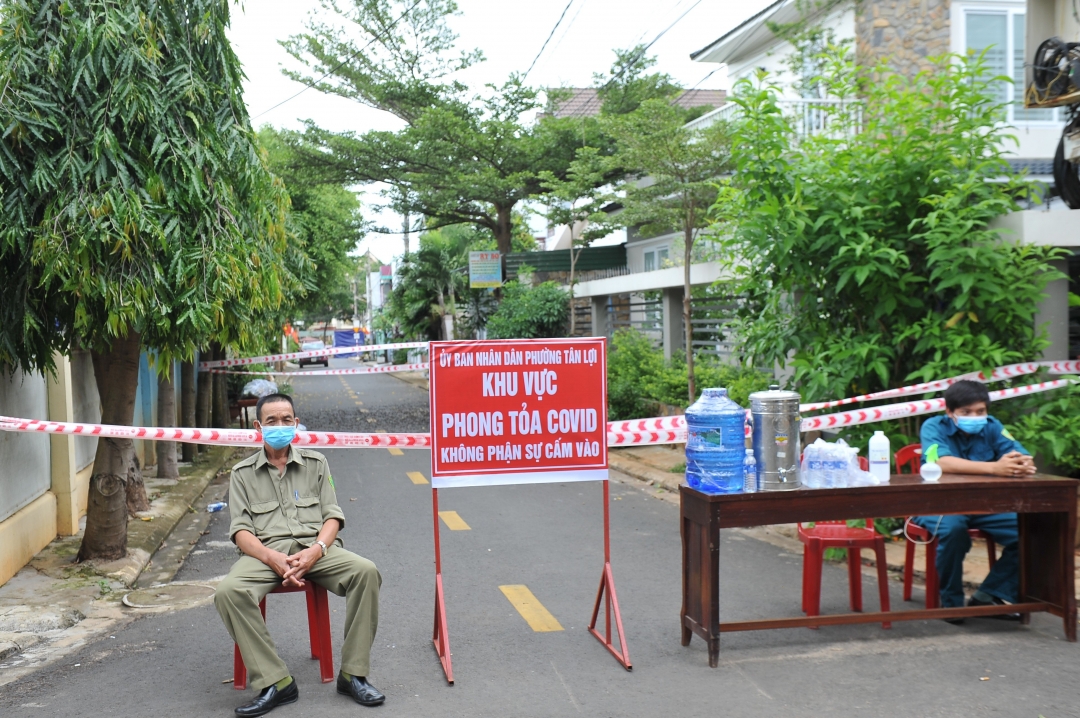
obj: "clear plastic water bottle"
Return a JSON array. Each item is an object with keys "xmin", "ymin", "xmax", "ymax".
[
  {"xmin": 743, "ymin": 448, "xmax": 758, "ymax": 493},
  {"xmin": 830, "ymin": 444, "xmax": 850, "ymax": 488},
  {"xmin": 206, "ymin": 501, "xmax": 228, "ymax": 513},
  {"xmin": 821, "ymin": 443, "xmax": 840, "ymax": 488},
  {"xmin": 809, "ymin": 442, "xmax": 824, "ymax": 488},
  {"xmin": 685, "ymin": 388, "xmax": 746, "ymax": 494}
]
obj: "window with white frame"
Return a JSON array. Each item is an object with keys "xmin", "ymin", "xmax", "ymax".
[
  {"xmin": 643, "ymin": 247, "xmax": 669, "ymax": 272},
  {"xmin": 964, "ymin": 8, "xmax": 1059, "ymax": 124}
]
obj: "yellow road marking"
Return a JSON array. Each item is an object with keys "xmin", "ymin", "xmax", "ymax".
[
  {"xmin": 388, "ymin": 448, "xmax": 404, "ymax": 456},
  {"xmin": 407, "ymin": 471, "xmax": 429, "ymax": 485},
  {"xmin": 438, "ymin": 511, "xmax": 471, "ymax": 530},
  {"xmin": 499, "ymin": 585, "xmax": 563, "ymax": 632}
]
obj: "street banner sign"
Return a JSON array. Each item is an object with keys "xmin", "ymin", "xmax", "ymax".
[
  {"xmin": 429, "ymin": 338, "xmax": 608, "ymax": 488},
  {"xmin": 468, "ymin": 251, "xmax": 502, "ymax": 288}
]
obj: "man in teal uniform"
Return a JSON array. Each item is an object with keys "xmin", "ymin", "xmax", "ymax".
[{"xmin": 914, "ymin": 380, "xmax": 1035, "ymax": 620}]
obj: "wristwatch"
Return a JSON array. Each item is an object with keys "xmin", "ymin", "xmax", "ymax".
[{"xmin": 315, "ymin": 540, "xmax": 328, "ymax": 557}]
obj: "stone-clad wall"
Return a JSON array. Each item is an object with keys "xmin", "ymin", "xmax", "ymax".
[{"xmin": 855, "ymin": 0, "xmax": 952, "ymax": 80}]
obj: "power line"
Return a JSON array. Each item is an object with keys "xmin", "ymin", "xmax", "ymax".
[
  {"xmin": 571, "ymin": 0, "xmax": 705, "ymax": 118},
  {"xmin": 672, "ymin": 66, "xmax": 722, "ymax": 106},
  {"xmin": 544, "ymin": 0, "xmax": 589, "ymax": 60},
  {"xmin": 251, "ymin": 0, "xmax": 425, "ymax": 120},
  {"xmin": 523, "ymin": 0, "xmax": 577, "ymax": 80}
]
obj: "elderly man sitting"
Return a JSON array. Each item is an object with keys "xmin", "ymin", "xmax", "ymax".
[{"xmin": 215, "ymin": 393, "xmax": 384, "ymax": 716}]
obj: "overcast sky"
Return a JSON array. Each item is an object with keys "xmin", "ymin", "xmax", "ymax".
[{"xmin": 227, "ymin": 0, "xmax": 774, "ymax": 262}]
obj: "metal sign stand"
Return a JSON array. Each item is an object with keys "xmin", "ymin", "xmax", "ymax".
[
  {"xmin": 429, "ymin": 479, "xmax": 631, "ymax": 685},
  {"xmin": 588, "ymin": 478, "xmax": 632, "ymax": 670},
  {"xmin": 431, "ymin": 488, "xmax": 454, "ymax": 684}
]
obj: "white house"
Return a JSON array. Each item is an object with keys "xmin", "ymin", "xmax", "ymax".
[{"xmin": 686, "ymin": 0, "xmax": 1078, "ymax": 360}]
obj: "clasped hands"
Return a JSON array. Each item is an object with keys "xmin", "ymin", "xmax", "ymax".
[
  {"xmin": 995, "ymin": 450, "xmax": 1036, "ymax": 477},
  {"xmin": 267, "ymin": 545, "xmax": 322, "ymax": 588}
]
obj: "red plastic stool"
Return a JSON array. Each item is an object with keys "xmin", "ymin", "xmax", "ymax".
[
  {"xmin": 894, "ymin": 443, "xmax": 998, "ymax": 608},
  {"xmin": 233, "ymin": 582, "xmax": 334, "ymax": 690},
  {"xmin": 798, "ymin": 517, "xmax": 892, "ymax": 629}
]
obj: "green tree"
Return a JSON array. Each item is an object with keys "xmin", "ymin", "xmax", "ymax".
[
  {"xmin": 282, "ymin": 0, "xmax": 590, "ymax": 257},
  {"xmin": 0, "ymin": 0, "xmax": 293, "ymax": 560},
  {"xmin": 258, "ymin": 126, "xmax": 366, "ymax": 325},
  {"xmin": 593, "ymin": 45, "xmax": 681, "ymax": 117},
  {"xmin": 485, "ymin": 280, "xmax": 570, "ymax": 340},
  {"xmin": 539, "ymin": 148, "xmax": 614, "ymax": 335},
  {"xmin": 601, "ymin": 101, "xmax": 733, "ymax": 403},
  {"xmin": 717, "ymin": 49, "xmax": 1064, "ymax": 403},
  {"xmin": 386, "ymin": 230, "xmax": 466, "ymax": 340}
]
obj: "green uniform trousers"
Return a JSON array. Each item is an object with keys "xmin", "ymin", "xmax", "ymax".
[{"xmin": 214, "ymin": 542, "xmax": 381, "ymax": 690}]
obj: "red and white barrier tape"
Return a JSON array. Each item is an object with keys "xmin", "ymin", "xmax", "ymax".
[
  {"xmin": 798, "ymin": 378, "xmax": 1075, "ymax": 432},
  {"xmin": 0, "ymin": 415, "xmax": 681, "ymax": 450},
  {"xmin": 205, "ymin": 362, "xmax": 429, "ymax": 377},
  {"xmin": 4, "ymin": 364, "xmax": 1075, "ymax": 450},
  {"xmin": 199, "ymin": 341, "xmax": 428, "ymax": 369},
  {"xmin": 607, "ymin": 416, "xmax": 685, "ymax": 433},
  {"xmin": 799, "ymin": 360, "xmax": 1080, "ymax": 411},
  {"xmin": 608, "ymin": 429, "xmax": 687, "ymax": 446}
]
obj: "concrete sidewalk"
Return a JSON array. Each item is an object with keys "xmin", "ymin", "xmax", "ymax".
[{"xmin": 0, "ymin": 445, "xmax": 240, "ymax": 684}]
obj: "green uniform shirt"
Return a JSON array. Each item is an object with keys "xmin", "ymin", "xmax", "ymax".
[{"xmin": 228, "ymin": 446, "xmax": 346, "ymax": 552}]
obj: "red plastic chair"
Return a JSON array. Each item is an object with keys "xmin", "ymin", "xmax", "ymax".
[
  {"xmin": 233, "ymin": 582, "xmax": 334, "ymax": 690},
  {"xmin": 798, "ymin": 455, "xmax": 891, "ymax": 629},
  {"xmin": 896, "ymin": 443, "xmax": 997, "ymax": 608}
]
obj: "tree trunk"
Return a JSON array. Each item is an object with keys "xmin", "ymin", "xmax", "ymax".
[
  {"xmin": 569, "ymin": 240, "xmax": 581, "ymax": 336},
  {"xmin": 494, "ymin": 204, "xmax": 513, "ymax": 257},
  {"xmin": 436, "ymin": 290, "xmax": 451, "ymax": 341},
  {"xmin": 180, "ymin": 360, "xmax": 196, "ymax": 462},
  {"xmin": 195, "ymin": 347, "xmax": 212, "ymax": 453},
  {"xmin": 211, "ymin": 341, "xmax": 228, "ymax": 428},
  {"xmin": 684, "ymin": 222, "xmax": 696, "ymax": 405},
  {"xmin": 156, "ymin": 365, "xmax": 178, "ymax": 479},
  {"xmin": 78, "ymin": 331, "xmax": 142, "ymax": 562}
]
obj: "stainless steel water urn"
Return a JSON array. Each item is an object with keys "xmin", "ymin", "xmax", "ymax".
[{"xmin": 749, "ymin": 385, "xmax": 802, "ymax": 491}]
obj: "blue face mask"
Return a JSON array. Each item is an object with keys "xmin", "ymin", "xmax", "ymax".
[
  {"xmin": 261, "ymin": 425, "xmax": 296, "ymax": 450},
  {"xmin": 955, "ymin": 416, "xmax": 987, "ymax": 434}
]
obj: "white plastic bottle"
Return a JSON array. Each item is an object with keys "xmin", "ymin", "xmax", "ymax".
[{"xmin": 868, "ymin": 430, "xmax": 891, "ymax": 484}]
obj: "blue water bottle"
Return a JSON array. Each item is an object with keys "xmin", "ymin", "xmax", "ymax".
[{"xmin": 685, "ymin": 388, "xmax": 747, "ymax": 494}]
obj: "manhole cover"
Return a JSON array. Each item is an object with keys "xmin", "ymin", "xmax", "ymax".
[{"xmin": 123, "ymin": 583, "xmax": 215, "ymax": 609}]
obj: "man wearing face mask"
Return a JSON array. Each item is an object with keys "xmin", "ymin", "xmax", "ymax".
[
  {"xmin": 214, "ymin": 393, "xmax": 384, "ymax": 716},
  {"xmin": 912, "ymin": 380, "xmax": 1035, "ymax": 621}
]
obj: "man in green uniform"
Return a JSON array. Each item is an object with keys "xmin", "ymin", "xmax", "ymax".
[{"xmin": 215, "ymin": 393, "xmax": 384, "ymax": 716}]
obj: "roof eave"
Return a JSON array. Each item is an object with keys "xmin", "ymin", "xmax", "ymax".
[{"xmin": 689, "ymin": 0, "xmax": 790, "ymax": 62}]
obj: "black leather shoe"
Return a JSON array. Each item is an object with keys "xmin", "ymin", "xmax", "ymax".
[
  {"xmin": 235, "ymin": 679, "xmax": 298, "ymax": 717},
  {"xmin": 337, "ymin": 674, "xmax": 385, "ymax": 706},
  {"xmin": 968, "ymin": 595, "xmax": 1022, "ymax": 621}
]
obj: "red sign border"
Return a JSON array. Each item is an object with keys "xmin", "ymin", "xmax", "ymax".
[{"xmin": 428, "ymin": 337, "xmax": 608, "ymax": 480}]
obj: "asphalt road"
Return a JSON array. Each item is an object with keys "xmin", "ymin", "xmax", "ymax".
[{"xmin": 2, "ymin": 360, "xmax": 1078, "ymax": 717}]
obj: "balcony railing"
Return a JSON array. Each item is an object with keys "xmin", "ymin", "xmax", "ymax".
[{"xmin": 686, "ymin": 98, "xmax": 861, "ymax": 139}]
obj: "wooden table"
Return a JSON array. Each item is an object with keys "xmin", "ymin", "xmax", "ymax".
[
  {"xmin": 234, "ymin": 398, "xmax": 258, "ymax": 429},
  {"xmin": 680, "ymin": 474, "xmax": 1078, "ymax": 667}
]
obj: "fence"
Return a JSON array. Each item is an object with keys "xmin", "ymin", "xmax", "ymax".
[
  {"xmin": 690, "ymin": 297, "xmax": 740, "ymax": 362},
  {"xmin": 590, "ymin": 292, "xmax": 739, "ymax": 362},
  {"xmin": 608, "ymin": 294, "xmax": 663, "ymax": 345},
  {"xmin": 685, "ymin": 98, "xmax": 862, "ymax": 140}
]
